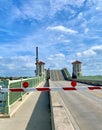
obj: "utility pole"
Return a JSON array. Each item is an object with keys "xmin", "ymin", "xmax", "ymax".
[
  {"xmin": 35, "ymin": 47, "xmax": 39, "ymax": 76},
  {"xmin": 36, "ymin": 47, "xmax": 38, "ymax": 63}
]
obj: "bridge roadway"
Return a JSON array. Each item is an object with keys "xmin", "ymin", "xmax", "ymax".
[
  {"xmin": 0, "ymin": 80, "xmax": 102, "ymax": 130},
  {"xmin": 50, "ymin": 80, "xmax": 102, "ymax": 130}
]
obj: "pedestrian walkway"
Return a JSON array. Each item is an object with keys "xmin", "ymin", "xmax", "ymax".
[{"xmin": 0, "ymin": 82, "xmax": 51, "ymax": 130}]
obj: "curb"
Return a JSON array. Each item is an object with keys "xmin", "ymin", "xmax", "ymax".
[{"xmin": 50, "ymin": 91, "xmax": 74, "ymax": 130}]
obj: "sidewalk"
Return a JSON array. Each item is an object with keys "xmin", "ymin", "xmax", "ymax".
[{"xmin": 0, "ymin": 82, "xmax": 51, "ymax": 130}]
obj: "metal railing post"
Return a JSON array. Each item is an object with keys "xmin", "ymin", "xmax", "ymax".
[
  {"xmin": 4, "ymin": 79, "xmax": 10, "ymax": 114},
  {"xmin": 20, "ymin": 78, "xmax": 23, "ymax": 100}
]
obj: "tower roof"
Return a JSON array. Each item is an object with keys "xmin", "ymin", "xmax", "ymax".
[
  {"xmin": 35, "ymin": 61, "xmax": 45, "ymax": 65},
  {"xmin": 72, "ymin": 60, "xmax": 82, "ymax": 64}
]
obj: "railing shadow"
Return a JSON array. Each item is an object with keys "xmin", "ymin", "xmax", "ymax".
[{"xmin": 26, "ymin": 82, "xmax": 51, "ymax": 130}]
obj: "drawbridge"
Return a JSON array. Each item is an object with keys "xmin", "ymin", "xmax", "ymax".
[{"xmin": 50, "ymin": 68, "xmax": 71, "ymax": 81}]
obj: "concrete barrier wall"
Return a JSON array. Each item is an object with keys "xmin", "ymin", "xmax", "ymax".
[
  {"xmin": 50, "ymin": 92, "xmax": 55, "ymax": 130},
  {"xmin": 49, "ymin": 80, "xmax": 74, "ymax": 130}
]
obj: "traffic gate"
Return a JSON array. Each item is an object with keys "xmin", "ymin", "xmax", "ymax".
[{"xmin": 0, "ymin": 81, "xmax": 102, "ymax": 93}]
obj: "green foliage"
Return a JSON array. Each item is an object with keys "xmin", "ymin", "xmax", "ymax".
[{"xmin": 78, "ymin": 76, "xmax": 102, "ymax": 81}]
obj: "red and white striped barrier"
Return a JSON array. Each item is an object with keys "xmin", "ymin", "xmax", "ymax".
[
  {"xmin": 0, "ymin": 86, "xmax": 102, "ymax": 93},
  {"xmin": 0, "ymin": 81, "xmax": 102, "ymax": 93}
]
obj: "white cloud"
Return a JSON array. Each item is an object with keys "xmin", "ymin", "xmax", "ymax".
[
  {"xmin": 84, "ymin": 28, "xmax": 89, "ymax": 33},
  {"xmin": 49, "ymin": 0, "xmax": 86, "ymax": 16},
  {"xmin": 10, "ymin": 6, "xmax": 25, "ymax": 22},
  {"xmin": 96, "ymin": 6, "xmax": 102, "ymax": 10},
  {"xmin": 0, "ymin": 55, "xmax": 34, "ymax": 76},
  {"xmin": 11, "ymin": 56, "xmax": 33, "ymax": 62},
  {"xmin": 46, "ymin": 53, "xmax": 67, "ymax": 69},
  {"xmin": 78, "ymin": 12, "xmax": 83, "ymax": 19},
  {"xmin": 47, "ymin": 53, "xmax": 65, "ymax": 60},
  {"xmin": 95, "ymin": 0, "xmax": 102, "ymax": 10},
  {"xmin": 0, "ymin": 56, "xmax": 3, "ymax": 59},
  {"xmin": 5, "ymin": 63, "xmax": 16, "ymax": 70},
  {"xmin": 49, "ymin": 0, "xmax": 68, "ymax": 15},
  {"xmin": 77, "ymin": 50, "xmax": 96, "ymax": 57},
  {"xmin": 0, "ymin": 0, "xmax": 102, "ymax": 76},
  {"xmin": 91, "ymin": 45, "xmax": 102, "ymax": 50},
  {"xmin": 10, "ymin": 56, "xmax": 34, "ymax": 69},
  {"xmin": 48, "ymin": 34, "xmax": 71, "ymax": 44},
  {"xmin": 76, "ymin": 45, "xmax": 102, "ymax": 57},
  {"xmin": 19, "ymin": 1, "xmax": 49, "ymax": 20},
  {"xmin": 62, "ymin": 39, "xmax": 70, "ymax": 43},
  {"xmin": 47, "ymin": 25, "xmax": 78, "ymax": 34},
  {"xmin": 55, "ymin": 53, "xmax": 65, "ymax": 58},
  {"xmin": 67, "ymin": 0, "xmax": 85, "ymax": 7},
  {"xmin": 0, "ymin": 0, "xmax": 50, "ymax": 24}
]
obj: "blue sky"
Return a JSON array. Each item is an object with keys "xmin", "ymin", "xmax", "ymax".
[{"xmin": 0, "ymin": 0, "xmax": 102, "ymax": 77}]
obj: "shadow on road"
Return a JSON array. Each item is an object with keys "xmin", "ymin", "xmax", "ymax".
[{"xmin": 26, "ymin": 82, "xmax": 51, "ymax": 130}]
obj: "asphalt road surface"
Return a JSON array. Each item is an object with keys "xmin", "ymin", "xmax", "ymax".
[{"xmin": 50, "ymin": 81, "xmax": 102, "ymax": 130}]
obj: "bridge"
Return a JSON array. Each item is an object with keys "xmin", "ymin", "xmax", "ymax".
[{"xmin": 0, "ymin": 68, "xmax": 102, "ymax": 130}]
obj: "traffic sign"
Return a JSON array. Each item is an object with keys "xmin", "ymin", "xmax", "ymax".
[
  {"xmin": 71, "ymin": 80, "xmax": 77, "ymax": 87},
  {"xmin": 23, "ymin": 82, "xmax": 29, "ymax": 88}
]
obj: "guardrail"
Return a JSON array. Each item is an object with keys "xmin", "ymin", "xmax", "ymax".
[
  {"xmin": 0, "ymin": 76, "xmax": 44, "ymax": 114},
  {"xmin": 76, "ymin": 79, "xmax": 102, "ymax": 86},
  {"xmin": 61, "ymin": 68, "xmax": 102, "ymax": 86},
  {"xmin": 61, "ymin": 68, "xmax": 71, "ymax": 80}
]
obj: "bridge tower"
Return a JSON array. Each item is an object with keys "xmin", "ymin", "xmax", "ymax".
[
  {"xmin": 72, "ymin": 60, "xmax": 82, "ymax": 78},
  {"xmin": 35, "ymin": 61, "xmax": 45, "ymax": 76},
  {"xmin": 35, "ymin": 47, "xmax": 45, "ymax": 76}
]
